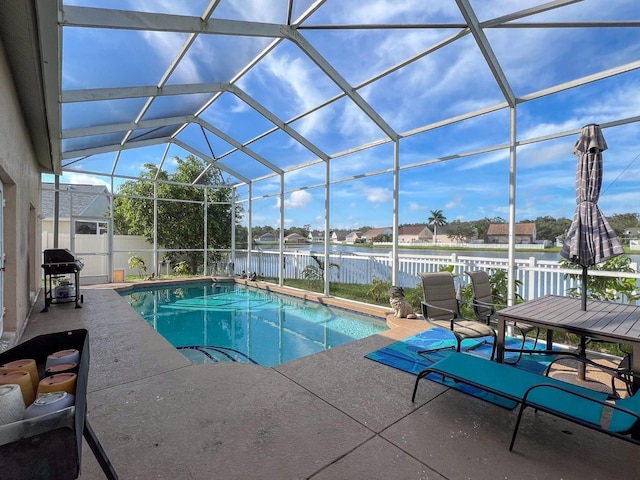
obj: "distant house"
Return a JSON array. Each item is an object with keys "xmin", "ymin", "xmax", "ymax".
[
  {"xmin": 308, "ymin": 230, "xmax": 325, "ymax": 243},
  {"xmin": 345, "ymin": 231, "xmax": 361, "ymax": 244},
  {"xmin": 362, "ymin": 227, "xmax": 392, "ymax": 242},
  {"xmin": 41, "ymin": 182, "xmax": 110, "ymax": 235},
  {"xmin": 487, "ymin": 222, "xmax": 536, "ymax": 244},
  {"xmin": 430, "ymin": 223, "xmax": 457, "ymax": 244},
  {"xmin": 555, "ymin": 235, "xmax": 565, "ymax": 248},
  {"xmin": 256, "ymin": 232, "xmax": 277, "ymax": 243},
  {"xmin": 398, "ymin": 225, "xmax": 432, "ymax": 243},
  {"xmin": 330, "ymin": 229, "xmax": 350, "ymax": 243},
  {"xmin": 623, "ymin": 228, "xmax": 640, "ymax": 249},
  {"xmin": 284, "ymin": 233, "xmax": 306, "ymax": 244}
]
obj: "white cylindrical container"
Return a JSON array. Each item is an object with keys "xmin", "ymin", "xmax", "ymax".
[
  {"xmin": 24, "ymin": 391, "xmax": 75, "ymax": 419},
  {"xmin": 0, "ymin": 384, "xmax": 26, "ymax": 445},
  {"xmin": 45, "ymin": 349, "xmax": 80, "ymax": 370},
  {"xmin": 0, "ymin": 384, "xmax": 26, "ymax": 425}
]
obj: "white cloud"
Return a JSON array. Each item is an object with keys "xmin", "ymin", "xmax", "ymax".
[
  {"xmin": 337, "ymin": 101, "xmax": 380, "ymax": 141},
  {"xmin": 226, "ymin": 0, "xmax": 288, "ymax": 22},
  {"xmin": 59, "ymin": 173, "xmax": 111, "ymax": 191},
  {"xmin": 457, "ymin": 150, "xmax": 509, "ymax": 171},
  {"xmin": 281, "ymin": 190, "xmax": 313, "ymax": 209},
  {"xmin": 258, "ymin": 54, "xmax": 333, "ymax": 136},
  {"xmin": 363, "ymin": 186, "xmax": 392, "ymax": 203},
  {"xmin": 229, "ymin": 95, "xmax": 250, "ymax": 113},
  {"xmin": 331, "ymin": 0, "xmax": 458, "ymax": 24},
  {"xmin": 444, "ymin": 196, "xmax": 462, "ymax": 210}
]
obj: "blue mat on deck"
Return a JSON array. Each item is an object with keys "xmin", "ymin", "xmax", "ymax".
[{"xmin": 366, "ymin": 327, "xmax": 558, "ymax": 409}]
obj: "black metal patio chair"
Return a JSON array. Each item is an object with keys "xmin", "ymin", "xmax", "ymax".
[
  {"xmin": 419, "ymin": 271, "xmax": 496, "ymax": 360},
  {"xmin": 466, "ymin": 270, "xmax": 541, "ymax": 364}
]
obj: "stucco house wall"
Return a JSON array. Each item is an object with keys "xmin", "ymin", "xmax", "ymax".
[{"xmin": 0, "ymin": 35, "xmax": 42, "ymax": 339}]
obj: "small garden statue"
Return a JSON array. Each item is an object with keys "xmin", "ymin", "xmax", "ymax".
[{"xmin": 388, "ymin": 286, "xmax": 417, "ymax": 319}]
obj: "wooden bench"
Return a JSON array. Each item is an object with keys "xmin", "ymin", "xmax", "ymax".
[{"xmin": 411, "ymin": 352, "xmax": 640, "ymax": 450}]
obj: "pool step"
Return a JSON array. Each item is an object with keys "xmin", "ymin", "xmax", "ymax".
[{"xmin": 177, "ymin": 345, "xmax": 260, "ymax": 364}]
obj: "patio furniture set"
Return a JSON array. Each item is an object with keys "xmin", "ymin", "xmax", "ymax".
[{"xmin": 413, "ymin": 270, "xmax": 640, "ymax": 450}]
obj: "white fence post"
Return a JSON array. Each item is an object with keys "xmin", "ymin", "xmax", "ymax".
[{"xmin": 528, "ymin": 257, "xmax": 536, "ymax": 300}]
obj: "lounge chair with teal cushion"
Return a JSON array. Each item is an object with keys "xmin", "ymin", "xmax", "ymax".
[{"xmin": 411, "ymin": 352, "xmax": 640, "ymax": 450}]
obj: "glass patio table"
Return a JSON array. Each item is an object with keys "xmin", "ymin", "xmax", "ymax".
[{"xmin": 496, "ymin": 295, "xmax": 640, "ymax": 393}]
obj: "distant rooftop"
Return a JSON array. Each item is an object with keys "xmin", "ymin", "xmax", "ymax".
[{"xmin": 41, "ymin": 183, "xmax": 110, "ymax": 219}]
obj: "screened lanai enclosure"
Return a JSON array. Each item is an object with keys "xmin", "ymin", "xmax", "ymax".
[{"xmin": 37, "ymin": 1, "xmax": 640, "ymax": 300}]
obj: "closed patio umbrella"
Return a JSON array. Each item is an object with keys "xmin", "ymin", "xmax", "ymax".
[{"xmin": 560, "ymin": 124, "xmax": 624, "ymax": 311}]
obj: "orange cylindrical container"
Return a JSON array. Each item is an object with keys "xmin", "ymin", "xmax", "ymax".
[
  {"xmin": 44, "ymin": 362, "xmax": 78, "ymax": 377},
  {"xmin": 1, "ymin": 358, "xmax": 39, "ymax": 393},
  {"xmin": 0, "ymin": 371, "xmax": 35, "ymax": 406},
  {"xmin": 37, "ymin": 372, "xmax": 77, "ymax": 396}
]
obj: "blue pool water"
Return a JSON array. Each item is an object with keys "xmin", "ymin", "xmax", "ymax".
[{"xmin": 121, "ymin": 282, "xmax": 388, "ymax": 366}]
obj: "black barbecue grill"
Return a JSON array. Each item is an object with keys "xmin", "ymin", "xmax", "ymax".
[{"xmin": 41, "ymin": 249, "xmax": 84, "ymax": 312}]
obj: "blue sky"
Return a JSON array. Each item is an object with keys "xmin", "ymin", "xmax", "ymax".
[{"xmin": 46, "ymin": 0, "xmax": 640, "ymax": 231}]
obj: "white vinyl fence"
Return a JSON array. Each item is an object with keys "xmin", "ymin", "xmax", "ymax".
[
  {"xmin": 233, "ymin": 249, "xmax": 640, "ymax": 303},
  {"xmin": 42, "ymin": 233, "xmax": 155, "ymax": 283}
]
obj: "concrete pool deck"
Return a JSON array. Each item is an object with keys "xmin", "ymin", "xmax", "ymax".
[{"xmin": 15, "ymin": 280, "xmax": 640, "ymax": 479}]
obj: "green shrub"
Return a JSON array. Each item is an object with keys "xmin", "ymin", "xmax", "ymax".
[
  {"xmin": 367, "ymin": 278, "xmax": 391, "ymax": 303},
  {"xmin": 128, "ymin": 255, "xmax": 147, "ymax": 279},
  {"xmin": 561, "ymin": 255, "xmax": 639, "ymax": 303},
  {"xmin": 173, "ymin": 261, "xmax": 189, "ymax": 275}
]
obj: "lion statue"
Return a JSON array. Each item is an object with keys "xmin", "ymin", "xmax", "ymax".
[{"xmin": 388, "ymin": 286, "xmax": 417, "ymax": 319}]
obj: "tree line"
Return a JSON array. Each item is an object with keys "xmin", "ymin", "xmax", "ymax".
[{"xmin": 244, "ymin": 213, "xmax": 640, "ymax": 245}]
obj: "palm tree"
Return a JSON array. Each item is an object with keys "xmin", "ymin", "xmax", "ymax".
[
  {"xmin": 428, "ymin": 209, "xmax": 447, "ymax": 244},
  {"xmin": 301, "ymin": 253, "xmax": 339, "ymax": 286}
]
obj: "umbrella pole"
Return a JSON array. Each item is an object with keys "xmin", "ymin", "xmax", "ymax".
[
  {"xmin": 578, "ymin": 265, "xmax": 588, "ymax": 380},
  {"xmin": 581, "ymin": 265, "xmax": 587, "ymax": 311}
]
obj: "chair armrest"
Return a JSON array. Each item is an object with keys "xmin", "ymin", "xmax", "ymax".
[
  {"xmin": 545, "ymin": 353, "xmax": 634, "ymax": 398},
  {"xmin": 465, "ymin": 299, "xmax": 498, "ymax": 325},
  {"xmin": 421, "ymin": 301, "xmax": 458, "ymax": 330},
  {"xmin": 472, "ymin": 298, "xmax": 502, "ymax": 310}
]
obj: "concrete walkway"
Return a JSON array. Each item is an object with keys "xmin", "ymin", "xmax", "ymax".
[{"xmin": 18, "ymin": 283, "xmax": 639, "ymax": 479}]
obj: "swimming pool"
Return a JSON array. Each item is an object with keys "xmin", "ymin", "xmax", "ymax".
[{"xmin": 121, "ymin": 282, "xmax": 388, "ymax": 366}]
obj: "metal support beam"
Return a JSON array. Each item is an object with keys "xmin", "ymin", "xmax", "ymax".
[
  {"xmin": 153, "ymin": 181, "xmax": 158, "ymax": 277},
  {"xmin": 53, "ymin": 176, "xmax": 60, "ymax": 248},
  {"xmin": 507, "ymin": 106, "xmax": 517, "ymax": 306},
  {"xmin": 392, "ymin": 141, "xmax": 400, "ymax": 286},
  {"xmin": 204, "ymin": 188, "xmax": 209, "ymax": 275},
  {"xmin": 324, "ymin": 157, "xmax": 330, "ymax": 296},
  {"xmin": 230, "ymin": 85, "xmax": 329, "ymax": 161},
  {"xmin": 247, "ymin": 183, "xmax": 253, "ymax": 276},
  {"xmin": 282, "ymin": 26, "xmax": 399, "ymax": 141},
  {"xmin": 173, "ymin": 139, "xmax": 252, "ymax": 185},
  {"xmin": 62, "ymin": 83, "xmax": 228, "ymax": 103},
  {"xmin": 455, "ymin": 0, "xmax": 515, "ymax": 107},
  {"xmin": 231, "ymin": 192, "xmax": 236, "ymax": 271},
  {"xmin": 62, "ymin": 5, "xmax": 286, "ymax": 38},
  {"xmin": 279, "ymin": 175, "xmax": 285, "ymax": 286},
  {"xmin": 195, "ymin": 118, "xmax": 284, "ymax": 174},
  {"xmin": 109, "ymin": 176, "xmax": 115, "ymax": 281}
]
